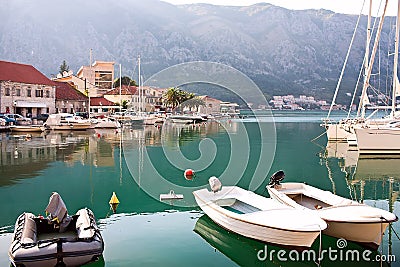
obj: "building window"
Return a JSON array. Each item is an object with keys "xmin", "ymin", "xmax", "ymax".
[
  {"xmin": 27, "ymin": 89, "xmax": 32, "ymax": 97},
  {"xmin": 45, "ymin": 90, "xmax": 50, "ymax": 98},
  {"xmin": 5, "ymin": 88, "xmax": 10, "ymax": 96},
  {"xmin": 16, "ymin": 89, "xmax": 21, "ymax": 96},
  {"xmin": 35, "ymin": 89, "xmax": 43, "ymax": 97}
]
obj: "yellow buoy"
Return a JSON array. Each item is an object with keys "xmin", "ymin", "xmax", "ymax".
[
  {"xmin": 109, "ymin": 192, "xmax": 120, "ymax": 213},
  {"xmin": 109, "ymin": 192, "xmax": 120, "ymax": 204}
]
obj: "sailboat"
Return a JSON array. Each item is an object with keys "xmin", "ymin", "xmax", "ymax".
[
  {"xmin": 355, "ymin": 0, "xmax": 400, "ymax": 153},
  {"xmin": 323, "ymin": 0, "xmax": 397, "ymax": 143}
]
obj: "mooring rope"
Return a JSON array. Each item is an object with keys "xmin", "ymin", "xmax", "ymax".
[{"xmin": 311, "ymin": 130, "xmax": 327, "ymax": 143}]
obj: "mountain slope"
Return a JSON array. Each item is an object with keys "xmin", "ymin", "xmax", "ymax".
[{"xmin": 0, "ymin": 0, "xmax": 395, "ymax": 103}]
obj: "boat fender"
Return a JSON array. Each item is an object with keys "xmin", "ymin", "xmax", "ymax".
[
  {"xmin": 76, "ymin": 208, "xmax": 97, "ymax": 239},
  {"xmin": 21, "ymin": 215, "xmax": 37, "ymax": 245}
]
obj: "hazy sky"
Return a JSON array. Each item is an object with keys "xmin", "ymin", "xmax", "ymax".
[{"xmin": 162, "ymin": 0, "xmax": 398, "ymax": 16}]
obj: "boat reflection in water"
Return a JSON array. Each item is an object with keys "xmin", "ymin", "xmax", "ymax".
[
  {"xmin": 194, "ymin": 215, "xmax": 389, "ymax": 267},
  {"xmin": 321, "ymin": 141, "xmax": 400, "ymax": 261}
]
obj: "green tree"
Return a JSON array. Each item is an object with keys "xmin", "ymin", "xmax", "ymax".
[
  {"xmin": 113, "ymin": 76, "xmax": 137, "ymax": 88},
  {"xmin": 163, "ymin": 87, "xmax": 180, "ymax": 109},
  {"xmin": 163, "ymin": 87, "xmax": 200, "ymax": 111},
  {"xmin": 115, "ymin": 100, "xmax": 129, "ymax": 110},
  {"xmin": 121, "ymin": 100, "xmax": 129, "ymax": 110},
  {"xmin": 59, "ymin": 60, "xmax": 69, "ymax": 75}
]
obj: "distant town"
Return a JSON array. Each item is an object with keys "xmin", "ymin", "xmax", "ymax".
[
  {"xmin": 0, "ymin": 59, "xmax": 352, "ymax": 122},
  {"xmin": 268, "ymin": 95, "xmax": 346, "ymax": 111},
  {"xmin": 0, "ymin": 59, "xmax": 241, "ymax": 119}
]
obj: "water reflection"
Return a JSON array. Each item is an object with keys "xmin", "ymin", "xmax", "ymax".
[
  {"xmin": 1, "ymin": 119, "xmax": 398, "ymax": 266},
  {"xmin": 321, "ymin": 141, "xmax": 400, "ymax": 201},
  {"xmin": 194, "ymin": 215, "xmax": 390, "ymax": 267},
  {"xmin": 320, "ymin": 141, "xmax": 400, "ymax": 264}
]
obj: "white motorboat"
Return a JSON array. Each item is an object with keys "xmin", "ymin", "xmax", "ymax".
[
  {"xmin": 9, "ymin": 192, "xmax": 103, "ymax": 267},
  {"xmin": 43, "ymin": 114, "xmax": 92, "ymax": 131},
  {"xmin": 193, "ymin": 179, "xmax": 327, "ymax": 248},
  {"xmin": 166, "ymin": 115, "xmax": 206, "ymax": 124},
  {"xmin": 93, "ymin": 117, "xmax": 121, "ymax": 129},
  {"xmin": 267, "ymin": 180, "xmax": 398, "ymax": 249}
]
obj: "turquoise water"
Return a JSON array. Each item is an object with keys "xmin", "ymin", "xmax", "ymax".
[{"xmin": 0, "ymin": 111, "xmax": 399, "ymax": 266}]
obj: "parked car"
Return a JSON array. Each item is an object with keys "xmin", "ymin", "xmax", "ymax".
[
  {"xmin": 0, "ymin": 114, "xmax": 31, "ymax": 125},
  {"xmin": 75, "ymin": 112, "xmax": 89, "ymax": 119},
  {"xmin": 32, "ymin": 113, "xmax": 49, "ymax": 122},
  {"xmin": 0, "ymin": 113, "xmax": 16, "ymax": 125}
]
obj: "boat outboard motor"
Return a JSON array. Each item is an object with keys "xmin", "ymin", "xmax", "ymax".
[
  {"xmin": 268, "ymin": 170, "xmax": 285, "ymax": 187},
  {"xmin": 209, "ymin": 176, "xmax": 222, "ymax": 193},
  {"xmin": 45, "ymin": 192, "xmax": 72, "ymax": 232}
]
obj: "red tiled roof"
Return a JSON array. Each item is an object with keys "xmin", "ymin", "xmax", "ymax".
[
  {"xmin": 55, "ymin": 81, "xmax": 88, "ymax": 101},
  {"xmin": 105, "ymin": 85, "xmax": 137, "ymax": 95},
  {"xmin": 0, "ymin": 60, "xmax": 56, "ymax": 86},
  {"xmin": 90, "ymin": 97, "xmax": 115, "ymax": 106}
]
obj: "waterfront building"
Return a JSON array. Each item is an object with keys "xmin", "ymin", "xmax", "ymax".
[
  {"xmin": 197, "ymin": 96, "xmax": 222, "ymax": 114},
  {"xmin": 89, "ymin": 97, "xmax": 117, "ymax": 115},
  {"xmin": 103, "ymin": 86, "xmax": 166, "ymax": 112},
  {"xmin": 141, "ymin": 86, "xmax": 166, "ymax": 112},
  {"xmin": 54, "ymin": 81, "xmax": 88, "ymax": 114},
  {"xmin": 0, "ymin": 60, "xmax": 56, "ymax": 116},
  {"xmin": 103, "ymin": 85, "xmax": 137, "ymax": 108},
  {"xmin": 77, "ymin": 61, "xmax": 115, "ymax": 96},
  {"xmin": 220, "ymin": 101, "xmax": 239, "ymax": 114},
  {"xmin": 53, "ymin": 71, "xmax": 97, "ymax": 98}
]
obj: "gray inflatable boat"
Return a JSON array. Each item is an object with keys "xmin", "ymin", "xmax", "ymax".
[{"xmin": 9, "ymin": 192, "xmax": 104, "ymax": 267}]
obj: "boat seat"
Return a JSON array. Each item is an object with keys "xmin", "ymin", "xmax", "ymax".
[{"xmin": 21, "ymin": 213, "xmax": 37, "ymax": 244}]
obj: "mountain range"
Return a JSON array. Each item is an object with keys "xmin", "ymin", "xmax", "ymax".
[{"xmin": 0, "ymin": 0, "xmax": 397, "ymax": 104}]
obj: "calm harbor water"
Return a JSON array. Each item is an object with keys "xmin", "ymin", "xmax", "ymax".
[{"xmin": 0, "ymin": 110, "xmax": 399, "ymax": 266}]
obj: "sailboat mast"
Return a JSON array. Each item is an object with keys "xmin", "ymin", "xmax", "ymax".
[
  {"xmin": 391, "ymin": 0, "xmax": 400, "ymax": 117},
  {"xmin": 360, "ymin": 0, "xmax": 373, "ymax": 118},
  {"xmin": 358, "ymin": 0, "xmax": 389, "ymax": 118},
  {"xmin": 138, "ymin": 55, "xmax": 141, "ymax": 113},
  {"xmin": 88, "ymin": 48, "xmax": 92, "ymax": 118},
  {"xmin": 119, "ymin": 64, "xmax": 122, "ymax": 112}
]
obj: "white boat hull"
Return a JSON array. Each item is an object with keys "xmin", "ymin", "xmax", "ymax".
[
  {"xmin": 267, "ymin": 182, "xmax": 397, "ymax": 249},
  {"xmin": 355, "ymin": 127, "xmax": 400, "ymax": 154},
  {"xmin": 325, "ymin": 124, "xmax": 351, "ymax": 141},
  {"xmin": 193, "ymin": 186, "xmax": 326, "ymax": 248},
  {"xmin": 45, "ymin": 123, "xmax": 92, "ymax": 131},
  {"xmin": 194, "ymin": 196, "xmax": 320, "ymax": 247},
  {"xmin": 9, "ymin": 125, "xmax": 44, "ymax": 132},
  {"xmin": 323, "ymin": 221, "xmax": 388, "ymax": 249},
  {"xmin": 94, "ymin": 120, "xmax": 121, "ymax": 129}
]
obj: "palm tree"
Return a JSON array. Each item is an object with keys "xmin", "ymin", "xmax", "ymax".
[
  {"xmin": 163, "ymin": 87, "xmax": 202, "ymax": 112},
  {"xmin": 163, "ymin": 87, "xmax": 180, "ymax": 109}
]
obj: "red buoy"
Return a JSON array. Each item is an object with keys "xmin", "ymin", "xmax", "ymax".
[{"xmin": 184, "ymin": 169, "xmax": 195, "ymax": 180}]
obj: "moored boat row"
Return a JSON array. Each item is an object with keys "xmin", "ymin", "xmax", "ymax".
[
  {"xmin": 321, "ymin": 0, "xmax": 400, "ymax": 155},
  {"xmin": 193, "ymin": 174, "xmax": 397, "ymax": 250}
]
